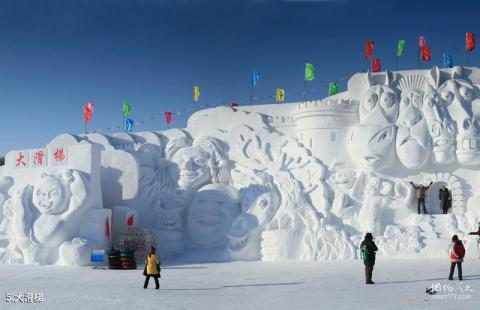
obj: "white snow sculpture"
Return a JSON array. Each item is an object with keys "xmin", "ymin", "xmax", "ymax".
[
  {"xmin": 395, "ymin": 75, "xmax": 432, "ymax": 169},
  {"xmin": 58, "ymin": 238, "xmax": 96, "ymax": 266},
  {"xmin": 12, "ymin": 170, "xmax": 89, "ymax": 264},
  {"xmin": 187, "ymin": 184, "xmax": 240, "ymax": 248},
  {"xmin": 5, "ymin": 66, "xmax": 480, "ymax": 265}
]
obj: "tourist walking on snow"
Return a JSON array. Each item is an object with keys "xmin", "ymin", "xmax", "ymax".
[
  {"xmin": 360, "ymin": 233, "xmax": 378, "ymax": 285},
  {"xmin": 143, "ymin": 246, "xmax": 161, "ymax": 289},
  {"xmin": 439, "ymin": 185, "xmax": 452, "ymax": 214},
  {"xmin": 449, "ymin": 235, "xmax": 465, "ymax": 281},
  {"xmin": 410, "ymin": 181, "xmax": 433, "ymax": 214}
]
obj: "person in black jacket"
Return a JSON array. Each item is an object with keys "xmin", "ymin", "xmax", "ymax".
[
  {"xmin": 360, "ymin": 232, "xmax": 378, "ymax": 285},
  {"xmin": 439, "ymin": 186, "xmax": 451, "ymax": 214}
]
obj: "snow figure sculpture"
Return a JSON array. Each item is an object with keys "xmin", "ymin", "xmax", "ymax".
[
  {"xmin": 58, "ymin": 238, "xmax": 96, "ymax": 266},
  {"xmin": 187, "ymin": 184, "xmax": 240, "ymax": 248},
  {"xmin": 12, "ymin": 170, "xmax": 89, "ymax": 264},
  {"xmin": 395, "ymin": 75, "xmax": 432, "ymax": 169},
  {"xmin": 422, "ymin": 83, "xmax": 456, "ymax": 164},
  {"xmin": 346, "ymin": 71, "xmax": 398, "ymax": 172},
  {"xmin": 359, "ymin": 71, "xmax": 399, "ymax": 125},
  {"xmin": 0, "ymin": 176, "xmax": 14, "ymax": 235},
  {"xmin": 438, "ymin": 74, "xmax": 480, "ymax": 165},
  {"xmin": 153, "ymin": 197, "xmax": 185, "ymax": 258},
  {"xmin": 227, "ymin": 172, "xmax": 280, "ymax": 260},
  {"xmin": 346, "ymin": 124, "xmax": 396, "ymax": 172}
]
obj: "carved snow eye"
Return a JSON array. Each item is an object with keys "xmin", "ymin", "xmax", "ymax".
[
  {"xmin": 430, "ymin": 123, "xmax": 441, "ymax": 137},
  {"xmin": 427, "ymin": 99, "xmax": 434, "ymax": 108},
  {"xmin": 401, "ymin": 96, "xmax": 410, "ymax": 106},
  {"xmin": 49, "ymin": 188, "xmax": 59, "ymax": 198},
  {"xmin": 364, "ymin": 93, "xmax": 378, "ymax": 111},
  {"xmin": 195, "ymin": 158, "xmax": 206, "ymax": 166},
  {"xmin": 37, "ymin": 191, "xmax": 47, "ymax": 199},
  {"xmin": 380, "ymin": 92, "xmax": 395, "ymax": 109},
  {"xmin": 412, "ymin": 95, "xmax": 422, "ymax": 108},
  {"xmin": 258, "ymin": 198, "xmax": 269, "ymax": 209},
  {"xmin": 460, "ymin": 86, "xmax": 473, "ymax": 100},
  {"xmin": 474, "ymin": 118, "xmax": 480, "ymax": 131},
  {"xmin": 463, "ymin": 119, "xmax": 471, "ymax": 130},
  {"xmin": 349, "ymin": 130, "xmax": 359, "ymax": 142},
  {"xmin": 441, "ymin": 91, "xmax": 454, "ymax": 104}
]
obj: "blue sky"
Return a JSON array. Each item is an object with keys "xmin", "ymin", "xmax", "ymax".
[{"xmin": 0, "ymin": 0, "xmax": 478, "ymax": 155}]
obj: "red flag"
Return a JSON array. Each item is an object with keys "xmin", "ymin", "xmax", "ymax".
[
  {"xmin": 105, "ymin": 216, "xmax": 110, "ymax": 238},
  {"xmin": 421, "ymin": 46, "xmax": 431, "ymax": 61},
  {"xmin": 230, "ymin": 102, "xmax": 238, "ymax": 108},
  {"xmin": 372, "ymin": 58, "xmax": 381, "ymax": 72},
  {"xmin": 165, "ymin": 112, "xmax": 174, "ymax": 124},
  {"xmin": 364, "ymin": 41, "xmax": 374, "ymax": 59},
  {"xmin": 127, "ymin": 214, "xmax": 134, "ymax": 227},
  {"xmin": 418, "ymin": 35, "xmax": 426, "ymax": 47},
  {"xmin": 83, "ymin": 102, "xmax": 95, "ymax": 124},
  {"xmin": 466, "ymin": 32, "xmax": 475, "ymax": 51}
]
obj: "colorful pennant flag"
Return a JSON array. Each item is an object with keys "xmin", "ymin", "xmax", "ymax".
[
  {"xmin": 83, "ymin": 102, "xmax": 95, "ymax": 124},
  {"xmin": 252, "ymin": 71, "xmax": 260, "ymax": 87},
  {"xmin": 165, "ymin": 111, "xmax": 174, "ymax": 124},
  {"xmin": 275, "ymin": 88, "xmax": 285, "ymax": 102},
  {"xmin": 364, "ymin": 41, "xmax": 374, "ymax": 59},
  {"xmin": 418, "ymin": 35, "xmax": 426, "ymax": 47},
  {"xmin": 372, "ymin": 58, "xmax": 381, "ymax": 72},
  {"xmin": 443, "ymin": 53, "xmax": 453, "ymax": 68},
  {"xmin": 305, "ymin": 63, "xmax": 315, "ymax": 81},
  {"xmin": 122, "ymin": 100, "xmax": 131, "ymax": 117},
  {"xmin": 397, "ymin": 40, "xmax": 406, "ymax": 57},
  {"xmin": 466, "ymin": 32, "xmax": 475, "ymax": 51},
  {"xmin": 421, "ymin": 46, "xmax": 431, "ymax": 61},
  {"xmin": 194, "ymin": 85, "xmax": 200, "ymax": 102},
  {"xmin": 126, "ymin": 118, "xmax": 134, "ymax": 132},
  {"xmin": 328, "ymin": 83, "xmax": 339, "ymax": 96}
]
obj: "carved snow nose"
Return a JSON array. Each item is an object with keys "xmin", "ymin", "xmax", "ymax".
[{"xmin": 398, "ymin": 108, "xmax": 420, "ymax": 127}]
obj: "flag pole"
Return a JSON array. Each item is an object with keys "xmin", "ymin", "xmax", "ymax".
[
  {"xmin": 417, "ymin": 47, "xmax": 420, "ymax": 69},
  {"xmin": 250, "ymin": 83, "xmax": 254, "ymax": 105},
  {"xmin": 122, "ymin": 99, "xmax": 125, "ymax": 132},
  {"xmin": 304, "ymin": 79, "xmax": 307, "ymax": 102},
  {"xmin": 467, "ymin": 50, "xmax": 470, "ymax": 65}
]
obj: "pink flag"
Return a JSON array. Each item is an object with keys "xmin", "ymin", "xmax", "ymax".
[
  {"xmin": 165, "ymin": 112, "xmax": 174, "ymax": 124},
  {"xmin": 418, "ymin": 36, "xmax": 426, "ymax": 47}
]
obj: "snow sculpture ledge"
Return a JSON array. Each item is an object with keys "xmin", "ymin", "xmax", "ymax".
[{"xmin": 2, "ymin": 66, "xmax": 480, "ymax": 265}]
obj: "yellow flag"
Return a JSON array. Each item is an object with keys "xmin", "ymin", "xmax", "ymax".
[
  {"xmin": 194, "ymin": 85, "xmax": 200, "ymax": 102},
  {"xmin": 276, "ymin": 88, "xmax": 285, "ymax": 102}
]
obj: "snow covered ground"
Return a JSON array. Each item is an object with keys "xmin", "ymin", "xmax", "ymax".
[{"xmin": 1, "ymin": 259, "xmax": 480, "ymax": 310}]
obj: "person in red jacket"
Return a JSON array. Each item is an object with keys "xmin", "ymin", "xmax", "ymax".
[{"xmin": 449, "ymin": 235, "xmax": 465, "ymax": 281}]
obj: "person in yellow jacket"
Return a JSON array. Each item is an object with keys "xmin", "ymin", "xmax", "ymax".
[{"xmin": 143, "ymin": 247, "xmax": 161, "ymax": 289}]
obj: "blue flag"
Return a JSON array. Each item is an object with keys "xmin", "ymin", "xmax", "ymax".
[
  {"xmin": 252, "ymin": 70, "xmax": 260, "ymax": 87},
  {"xmin": 443, "ymin": 53, "xmax": 453, "ymax": 68},
  {"xmin": 126, "ymin": 118, "xmax": 134, "ymax": 132}
]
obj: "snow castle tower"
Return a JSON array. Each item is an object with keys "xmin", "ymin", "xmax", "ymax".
[{"xmin": 292, "ymin": 98, "xmax": 359, "ymax": 165}]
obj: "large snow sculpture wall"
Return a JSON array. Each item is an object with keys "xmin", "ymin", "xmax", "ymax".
[{"xmin": 2, "ymin": 66, "xmax": 480, "ymax": 265}]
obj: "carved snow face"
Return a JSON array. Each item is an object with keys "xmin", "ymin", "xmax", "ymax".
[
  {"xmin": 346, "ymin": 124, "xmax": 396, "ymax": 171},
  {"xmin": 172, "ymin": 146, "xmax": 212, "ymax": 190},
  {"xmin": 227, "ymin": 184, "xmax": 280, "ymax": 259},
  {"xmin": 330, "ymin": 168, "xmax": 356, "ymax": 189},
  {"xmin": 440, "ymin": 79, "xmax": 480, "ymax": 165},
  {"xmin": 32, "ymin": 175, "xmax": 68, "ymax": 215},
  {"xmin": 396, "ymin": 118, "xmax": 432, "ymax": 170},
  {"xmin": 360, "ymin": 85, "xmax": 398, "ymax": 125},
  {"xmin": 188, "ymin": 185, "xmax": 239, "ymax": 248},
  {"xmin": 139, "ymin": 166, "xmax": 158, "ymax": 202},
  {"xmin": 423, "ymin": 88, "xmax": 456, "ymax": 164}
]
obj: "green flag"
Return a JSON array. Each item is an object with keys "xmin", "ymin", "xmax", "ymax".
[
  {"xmin": 123, "ymin": 100, "xmax": 132, "ymax": 117},
  {"xmin": 397, "ymin": 39, "xmax": 406, "ymax": 57},
  {"xmin": 305, "ymin": 63, "xmax": 315, "ymax": 81},
  {"xmin": 328, "ymin": 82, "xmax": 339, "ymax": 96}
]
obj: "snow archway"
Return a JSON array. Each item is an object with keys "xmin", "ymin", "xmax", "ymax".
[{"xmin": 426, "ymin": 173, "xmax": 464, "ymax": 214}]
